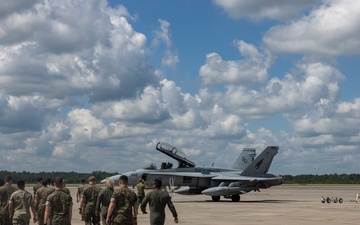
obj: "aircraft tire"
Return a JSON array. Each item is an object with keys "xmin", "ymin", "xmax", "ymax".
[
  {"xmin": 339, "ymin": 198, "xmax": 343, "ymax": 203},
  {"xmin": 326, "ymin": 197, "xmax": 331, "ymax": 203},
  {"xmin": 231, "ymin": 194, "xmax": 240, "ymax": 202},
  {"xmin": 212, "ymin": 196, "xmax": 220, "ymax": 201}
]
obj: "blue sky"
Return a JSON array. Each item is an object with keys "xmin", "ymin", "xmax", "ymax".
[{"xmin": 0, "ymin": 0, "xmax": 360, "ymax": 175}]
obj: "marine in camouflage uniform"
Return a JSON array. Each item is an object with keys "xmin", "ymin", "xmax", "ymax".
[
  {"xmin": 95, "ymin": 178, "xmax": 114, "ymax": 225},
  {"xmin": 77, "ymin": 179, "xmax": 86, "ymax": 221},
  {"xmin": 0, "ymin": 175, "xmax": 18, "ymax": 225},
  {"xmin": 141, "ymin": 179, "xmax": 178, "ymax": 225},
  {"xmin": 44, "ymin": 177, "xmax": 72, "ymax": 225},
  {"xmin": 33, "ymin": 178, "xmax": 43, "ymax": 199},
  {"xmin": 35, "ymin": 181, "xmax": 55, "ymax": 225},
  {"xmin": 8, "ymin": 180, "xmax": 37, "ymax": 225},
  {"xmin": 77, "ymin": 179, "xmax": 86, "ymax": 203},
  {"xmin": 79, "ymin": 176, "xmax": 102, "ymax": 225},
  {"xmin": 106, "ymin": 175, "xmax": 138, "ymax": 225},
  {"xmin": 136, "ymin": 179, "xmax": 148, "ymax": 213}
]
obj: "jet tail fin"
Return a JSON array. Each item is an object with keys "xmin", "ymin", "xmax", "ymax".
[
  {"xmin": 240, "ymin": 146, "xmax": 279, "ymax": 176},
  {"xmin": 232, "ymin": 148, "xmax": 256, "ymax": 170}
]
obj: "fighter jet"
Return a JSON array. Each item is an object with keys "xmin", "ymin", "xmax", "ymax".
[{"xmin": 103, "ymin": 142, "xmax": 283, "ymax": 202}]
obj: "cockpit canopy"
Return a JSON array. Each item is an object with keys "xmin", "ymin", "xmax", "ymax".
[
  {"xmin": 142, "ymin": 163, "xmax": 157, "ymax": 170},
  {"xmin": 156, "ymin": 142, "xmax": 196, "ymax": 168}
]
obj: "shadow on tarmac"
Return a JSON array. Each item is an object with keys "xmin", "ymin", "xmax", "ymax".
[{"xmin": 174, "ymin": 199, "xmax": 299, "ymax": 204}]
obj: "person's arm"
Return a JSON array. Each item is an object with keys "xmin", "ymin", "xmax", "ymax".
[
  {"xmin": 44, "ymin": 205, "xmax": 51, "ymax": 225},
  {"xmin": 30, "ymin": 197, "xmax": 38, "ymax": 223},
  {"xmin": 132, "ymin": 204, "xmax": 138, "ymax": 225},
  {"xmin": 167, "ymin": 197, "xmax": 178, "ymax": 224},
  {"xmin": 69, "ymin": 204, "xmax": 73, "ymax": 222},
  {"xmin": 34, "ymin": 192, "xmax": 39, "ymax": 211},
  {"xmin": 76, "ymin": 188, "xmax": 79, "ymax": 202},
  {"xmin": 8, "ymin": 201, "xmax": 14, "ymax": 220},
  {"xmin": 95, "ymin": 193, "xmax": 102, "ymax": 216},
  {"xmin": 106, "ymin": 201, "xmax": 115, "ymax": 225},
  {"xmin": 79, "ymin": 195, "xmax": 85, "ymax": 214}
]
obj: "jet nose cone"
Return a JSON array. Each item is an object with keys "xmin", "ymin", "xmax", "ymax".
[{"xmin": 101, "ymin": 174, "xmax": 121, "ymax": 183}]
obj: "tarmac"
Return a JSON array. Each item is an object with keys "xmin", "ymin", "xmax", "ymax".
[{"xmin": 26, "ymin": 184, "xmax": 360, "ymax": 225}]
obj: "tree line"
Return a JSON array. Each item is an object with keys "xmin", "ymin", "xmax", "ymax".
[
  {"xmin": 0, "ymin": 170, "xmax": 118, "ymax": 184},
  {"xmin": 1, "ymin": 170, "xmax": 360, "ymax": 184},
  {"xmin": 283, "ymin": 173, "xmax": 360, "ymax": 184}
]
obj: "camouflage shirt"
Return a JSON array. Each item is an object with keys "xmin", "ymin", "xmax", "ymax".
[
  {"xmin": 0, "ymin": 184, "xmax": 18, "ymax": 214},
  {"xmin": 33, "ymin": 183, "xmax": 42, "ymax": 196},
  {"xmin": 77, "ymin": 184, "xmax": 85, "ymax": 197},
  {"xmin": 82, "ymin": 184, "xmax": 102, "ymax": 206},
  {"xmin": 9, "ymin": 189, "xmax": 33, "ymax": 220},
  {"xmin": 35, "ymin": 186, "xmax": 55, "ymax": 209},
  {"xmin": 96, "ymin": 187, "xmax": 114, "ymax": 213},
  {"xmin": 62, "ymin": 187, "xmax": 71, "ymax": 196},
  {"xmin": 45, "ymin": 190, "xmax": 72, "ymax": 225},
  {"xmin": 110, "ymin": 186, "xmax": 137, "ymax": 224}
]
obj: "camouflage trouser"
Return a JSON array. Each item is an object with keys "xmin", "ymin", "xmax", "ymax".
[
  {"xmin": 100, "ymin": 207, "xmax": 108, "ymax": 225},
  {"xmin": 0, "ymin": 212, "xmax": 12, "ymax": 225},
  {"xmin": 110, "ymin": 221, "xmax": 132, "ymax": 225},
  {"xmin": 84, "ymin": 211, "xmax": 100, "ymax": 225},
  {"xmin": 12, "ymin": 219, "xmax": 29, "ymax": 225},
  {"xmin": 37, "ymin": 206, "xmax": 45, "ymax": 225}
]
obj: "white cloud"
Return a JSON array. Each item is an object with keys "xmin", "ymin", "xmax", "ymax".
[
  {"xmin": 0, "ymin": 0, "xmax": 37, "ymax": 19},
  {"xmin": 199, "ymin": 40, "xmax": 272, "ymax": 86},
  {"xmin": 0, "ymin": 0, "xmax": 157, "ymax": 102},
  {"xmin": 0, "ymin": 0, "xmax": 359, "ymax": 175},
  {"xmin": 263, "ymin": 0, "xmax": 360, "ymax": 56},
  {"xmin": 205, "ymin": 62, "xmax": 344, "ymax": 119},
  {"xmin": 213, "ymin": 0, "xmax": 319, "ymax": 21},
  {"xmin": 152, "ymin": 19, "xmax": 179, "ymax": 66}
]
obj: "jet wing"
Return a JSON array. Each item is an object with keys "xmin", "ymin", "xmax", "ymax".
[
  {"xmin": 146, "ymin": 171, "xmax": 217, "ymax": 178},
  {"xmin": 211, "ymin": 174, "xmax": 282, "ymax": 182},
  {"xmin": 156, "ymin": 142, "xmax": 196, "ymax": 167}
]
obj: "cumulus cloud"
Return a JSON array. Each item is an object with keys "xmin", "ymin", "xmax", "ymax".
[
  {"xmin": 213, "ymin": 0, "xmax": 319, "ymax": 21},
  {"xmin": 152, "ymin": 19, "xmax": 179, "ymax": 66},
  {"xmin": 199, "ymin": 40, "xmax": 272, "ymax": 86},
  {"xmin": 0, "ymin": 0, "xmax": 157, "ymax": 102},
  {"xmin": 263, "ymin": 0, "xmax": 360, "ymax": 56},
  {"xmin": 199, "ymin": 61, "xmax": 344, "ymax": 120},
  {"xmin": 1, "ymin": 0, "xmax": 360, "ymax": 175}
]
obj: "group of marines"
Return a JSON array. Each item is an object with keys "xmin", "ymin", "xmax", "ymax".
[{"xmin": 0, "ymin": 174, "xmax": 179, "ymax": 225}]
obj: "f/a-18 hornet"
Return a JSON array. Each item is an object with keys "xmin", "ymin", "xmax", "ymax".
[{"xmin": 104, "ymin": 142, "xmax": 283, "ymax": 202}]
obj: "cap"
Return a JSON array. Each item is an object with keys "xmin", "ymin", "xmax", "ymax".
[{"xmin": 88, "ymin": 176, "xmax": 96, "ymax": 182}]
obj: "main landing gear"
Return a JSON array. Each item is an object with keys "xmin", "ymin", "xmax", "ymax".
[
  {"xmin": 211, "ymin": 194, "xmax": 240, "ymax": 202},
  {"xmin": 231, "ymin": 194, "xmax": 240, "ymax": 202}
]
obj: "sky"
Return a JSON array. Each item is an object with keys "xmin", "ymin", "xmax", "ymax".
[{"xmin": 1, "ymin": 0, "xmax": 360, "ymax": 175}]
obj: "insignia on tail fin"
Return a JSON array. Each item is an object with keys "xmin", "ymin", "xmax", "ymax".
[
  {"xmin": 232, "ymin": 148, "xmax": 256, "ymax": 170},
  {"xmin": 240, "ymin": 146, "xmax": 279, "ymax": 176}
]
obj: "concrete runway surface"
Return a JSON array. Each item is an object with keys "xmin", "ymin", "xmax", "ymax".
[{"xmin": 25, "ymin": 184, "xmax": 360, "ymax": 225}]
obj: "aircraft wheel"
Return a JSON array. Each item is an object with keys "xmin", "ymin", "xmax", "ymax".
[
  {"xmin": 212, "ymin": 196, "xmax": 220, "ymax": 201},
  {"xmin": 326, "ymin": 197, "xmax": 331, "ymax": 203},
  {"xmin": 231, "ymin": 194, "xmax": 240, "ymax": 202},
  {"xmin": 339, "ymin": 198, "xmax": 343, "ymax": 203}
]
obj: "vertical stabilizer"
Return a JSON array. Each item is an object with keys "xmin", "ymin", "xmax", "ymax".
[
  {"xmin": 240, "ymin": 146, "xmax": 278, "ymax": 176},
  {"xmin": 232, "ymin": 148, "xmax": 256, "ymax": 170}
]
